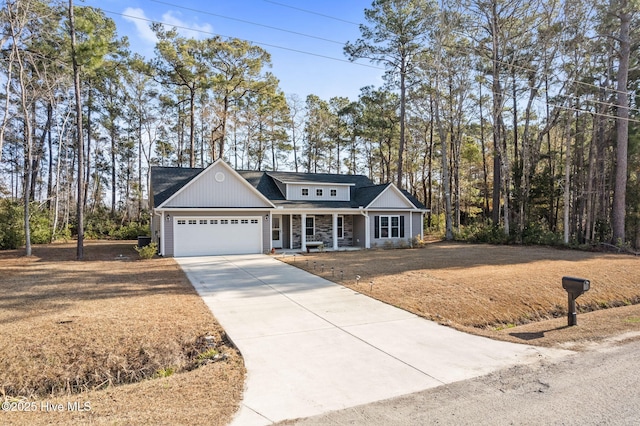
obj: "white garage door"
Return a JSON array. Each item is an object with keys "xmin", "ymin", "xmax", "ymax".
[{"xmin": 174, "ymin": 217, "xmax": 262, "ymax": 257}]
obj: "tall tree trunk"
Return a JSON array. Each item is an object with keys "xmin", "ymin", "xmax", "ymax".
[
  {"xmin": 434, "ymin": 74, "xmax": 453, "ymax": 240},
  {"xmin": 84, "ymin": 88, "xmax": 92, "ymax": 209},
  {"xmin": 563, "ymin": 110, "xmax": 573, "ymax": 243},
  {"xmin": 10, "ymin": 5, "xmax": 33, "ymax": 256},
  {"xmin": 427, "ymin": 94, "xmax": 434, "ymax": 228},
  {"xmin": 0, "ymin": 33, "xmax": 13, "ymax": 161},
  {"xmin": 612, "ymin": 4, "xmax": 631, "ymax": 244},
  {"xmin": 397, "ymin": 57, "xmax": 406, "ymax": 190},
  {"xmin": 110, "ymin": 121, "xmax": 117, "ymax": 215},
  {"xmin": 69, "ymin": 0, "xmax": 84, "ymax": 260},
  {"xmin": 138, "ymin": 113, "xmax": 143, "ymax": 219},
  {"xmin": 189, "ymin": 88, "xmax": 196, "ymax": 167},
  {"xmin": 218, "ymin": 95, "xmax": 229, "ymax": 161},
  {"xmin": 46, "ymin": 103, "xmax": 54, "ymax": 211},
  {"xmin": 479, "ymin": 81, "xmax": 490, "ymax": 219},
  {"xmin": 490, "ymin": 2, "xmax": 503, "ymax": 228}
]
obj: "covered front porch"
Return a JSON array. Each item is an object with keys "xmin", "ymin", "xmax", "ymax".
[{"xmin": 270, "ymin": 211, "xmax": 369, "ymax": 252}]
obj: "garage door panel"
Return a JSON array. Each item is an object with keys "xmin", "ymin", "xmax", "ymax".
[{"xmin": 174, "ymin": 217, "xmax": 262, "ymax": 256}]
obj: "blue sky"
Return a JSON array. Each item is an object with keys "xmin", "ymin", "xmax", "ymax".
[{"xmin": 83, "ymin": 0, "xmax": 385, "ymax": 101}]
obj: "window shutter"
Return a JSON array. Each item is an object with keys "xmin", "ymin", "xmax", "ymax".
[
  {"xmin": 374, "ymin": 216, "xmax": 379, "ymax": 239},
  {"xmin": 400, "ymin": 215, "xmax": 405, "ymax": 238}
]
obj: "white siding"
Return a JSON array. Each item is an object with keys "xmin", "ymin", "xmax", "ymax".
[
  {"xmin": 368, "ymin": 187, "xmax": 414, "ymax": 209},
  {"xmin": 165, "ymin": 162, "xmax": 272, "ymax": 208},
  {"xmin": 287, "ymin": 183, "xmax": 350, "ymax": 201}
]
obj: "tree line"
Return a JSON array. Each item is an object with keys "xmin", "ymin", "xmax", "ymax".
[{"xmin": 1, "ymin": 0, "xmax": 638, "ymax": 257}]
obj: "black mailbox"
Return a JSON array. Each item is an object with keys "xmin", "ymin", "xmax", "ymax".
[
  {"xmin": 562, "ymin": 277, "xmax": 590, "ymax": 296},
  {"xmin": 562, "ymin": 276, "xmax": 590, "ymax": 326}
]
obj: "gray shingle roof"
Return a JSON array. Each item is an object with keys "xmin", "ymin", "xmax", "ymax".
[
  {"xmin": 150, "ymin": 167, "xmax": 202, "ymax": 207},
  {"xmin": 150, "ymin": 166, "xmax": 426, "ymax": 210}
]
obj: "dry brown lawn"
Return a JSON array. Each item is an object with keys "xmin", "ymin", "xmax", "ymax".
[
  {"xmin": 281, "ymin": 242, "xmax": 640, "ymax": 349},
  {"xmin": 0, "ymin": 241, "xmax": 244, "ymax": 425}
]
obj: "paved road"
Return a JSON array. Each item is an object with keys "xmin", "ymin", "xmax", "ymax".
[
  {"xmin": 286, "ymin": 337, "xmax": 640, "ymax": 425},
  {"xmin": 177, "ymin": 255, "xmax": 571, "ymax": 425}
]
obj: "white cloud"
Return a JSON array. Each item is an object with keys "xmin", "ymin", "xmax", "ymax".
[
  {"xmin": 122, "ymin": 7, "xmax": 157, "ymax": 44},
  {"xmin": 160, "ymin": 11, "xmax": 213, "ymax": 40},
  {"xmin": 122, "ymin": 7, "xmax": 214, "ymax": 48}
]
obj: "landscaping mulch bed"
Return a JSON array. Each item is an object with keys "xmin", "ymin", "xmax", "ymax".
[
  {"xmin": 281, "ymin": 242, "xmax": 640, "ymax": 349},
  {"xmin": 0, "ymin": 241, "xmax": 244, "ymax": 425}
]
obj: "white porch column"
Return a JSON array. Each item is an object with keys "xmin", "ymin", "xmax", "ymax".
[
  {"xmin": 364, "ymin": 213, "xmax": 371, "ymax": 249},
  {"xmin": 289, "ymin": 215, "xmax": 293, "ymax": 250},
  {"xmin": 301, "ymin": 213, "xmax": 307, "ymax": 252},
  {"xmin": 332, "ymin": 213, "xmax": 338, "ymax": 251},
  {"xmin": 160, "ymin": 211, "xmax": 165, "ymax": 256}
]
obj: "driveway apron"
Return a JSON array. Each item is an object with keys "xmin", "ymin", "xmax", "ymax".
[{"xmin": 177, "ymin": 255, "xmax": 571, "ymax": 425}]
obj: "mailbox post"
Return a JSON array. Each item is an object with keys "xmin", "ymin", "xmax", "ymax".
[{"xmin": 562, "ymin": 276, "xmax": 590, "ymax": 326}]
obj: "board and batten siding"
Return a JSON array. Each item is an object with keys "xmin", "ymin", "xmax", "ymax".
[
  {"xmin": 287, "ymin": 183, "xmax": 350, "ymax": 201},
  {"xmin": 164, "ymin": 162, "xmax": 272, "ymax": 208},
  {"xmin": 163, "ymin": 210, "xmax": 271, "ymax": 256},
  {"xmin": 151, "ymin": 214, "xmax": 160, "ymax": 243},
  {"xmin": 411, "ymin": 212, "xmax": 423, "ymax": 239},
  {"xmin": 368, "ymin": 187, "xmax": 414, "ymax": 209}
]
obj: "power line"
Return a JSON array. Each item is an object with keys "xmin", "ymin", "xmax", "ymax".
[
  {"xmin": 548, "ymin": 103, "xmax": 640, "ymax": 124},
  {"xmin": 457, "ymin": 44, "xmax": 640, "ymax": 115},
  {"xmin": 98, "ymin": 8, "xmax": 384, "ymax": 70},
  {"xmin": 461, "ymin": 41, "xmax": 633, "ymax": 100},
  {"xmin": 263, "ymin": 0, "xmax": 361, "ymax": 26},
  {"xmin": 148, "ymin": 0, "xmax": 346, "ymax": 45}
]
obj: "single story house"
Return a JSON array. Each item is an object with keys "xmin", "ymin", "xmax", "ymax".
[{"xmin": 150, "ymin": 159, "xmax": 428, "ymax": 257}]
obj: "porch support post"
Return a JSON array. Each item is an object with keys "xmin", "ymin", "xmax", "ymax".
[
  {"xmin": 289, "ymin": 214, "xmax": 293, "ymax": 250},
  {"xmin": 364, "ymin": 212, "xmax": 371, "ymax": 249},
  {"xmin": 332, "ymin": 213, "xmax": 338, "ymax": 251},
  {"xmin": 301, "ymin": 213, "xmax": 307, "ymax": 252},
  {"xmin": 160, "ymin": 211, "xmax": 165, "ymax": 256}
]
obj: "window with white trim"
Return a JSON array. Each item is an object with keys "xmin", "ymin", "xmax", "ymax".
[
  {"xmin": 316, "ymin": 188, "xmax": 323, "ymax": 196},
  {"xmin": 379, "ymin": 215, "xmax": 400, "ymax": 238},
  {"xmin": 220, "ymin": 219, "xmax": 229, "ymax": 224},
  {"xmin": 231, "ymin": 219, "xmax": 239, "ymax": 224},
  {"xmin": 305, "ymin": 216, "xmax": 315, "ymax": 237},
  {"xmin": 210, "ymin": 219, "xmax": 218, "ymax": 224},
  {"xmin": 177, "ymin": 219, "xmax": 186, "ymax": 225},
  {"xmin": 302, "ymin": 188, "xmax": 309, "ymax": 196},
  {"xmin": 199, "ymin": 219, "xmax": 207, "ymax": 225},
  {"xmin": 251, "ymin": 219, "xmax": 259, "ymax": 224},
  {"xmin": 337, "ymin": 215, "xmax": 344, "ymax": 239},
  {"xmin": 188, "ymin": 219, "xmax": 197, "ymax": 225},
  {"xmin": 330, "ymin": 189, "xmax": 337, "ymax": 197},
  {"xmin": 241, "ymin": 219, "xmax": 249, "ymax": 224}
]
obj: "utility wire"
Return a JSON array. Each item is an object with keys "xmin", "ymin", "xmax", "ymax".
[
  {"xmin": 68, "ymin": 4, "xmax": 640, "ymax": 121},
  {"xmin": 263, "ymin": 0, "xmax": 361, "ymax": 26},
  {"xmin": 98, "ymin": 8, "xmax": 384, "ymax": 70},
  {"xmin": 460, "ymin": 40, "xmax": 634, "ymax": 99},
  {"xmin": 148, "ymin": 0, "xmax": 346, "ymax": 45},
  {"xmin": 548, "ymin": 103, "xmax": 640, "ymax": 124}
]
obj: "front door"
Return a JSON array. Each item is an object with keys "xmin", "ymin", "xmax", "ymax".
[{"xmin": 272, "ymin": 215, "xmax": 282, "ymax": 249}]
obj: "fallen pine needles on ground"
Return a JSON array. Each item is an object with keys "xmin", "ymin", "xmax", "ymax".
[
  {"xmin": 0, "ymin": 241, "xmax": 244, "ymax": 425},
  {"xmin": 281, "ymin": 242, "xmax": 640, "ymax": 349}
]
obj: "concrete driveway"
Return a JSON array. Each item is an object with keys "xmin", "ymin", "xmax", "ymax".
[{"xmin": 177, "ymin": 255, "xmax": 571, "ymax": 425}]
